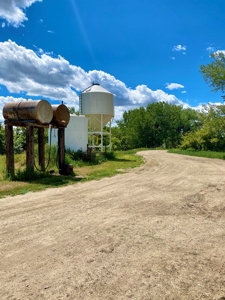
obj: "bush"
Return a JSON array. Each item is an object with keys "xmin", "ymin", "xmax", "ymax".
[
  {"xmin": 11, "ymin": 167, "xmax": 50, "ymax": 181},
  {"xmin": 105, "ymin": 151, "xmax": 116, "ymax": 160},
  {"xmin": 66, "ymin": 148, "xmax": 84, "ymax": 160}
]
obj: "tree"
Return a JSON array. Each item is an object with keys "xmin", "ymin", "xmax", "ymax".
[
  {"xmin": 14, "ymin": 127, "xmax": 26, "ymax": 154},
  {"xmin": 114, "ymin": 102, "xmax": 199, "ymax": 150},
  {"xmin": 68, "ymin": 106, "xmax": 79, "ymax": 115},
  {"xmin": 181, "ymin": 104, "xmax": 225, "ymax": 151},
  {"xmin": 13, "ymin": 127, "xmax": 49, "ymax": 154},
  {"xmin": 200, "ymin": 52, "xmax": 225, "ymax": 93}
]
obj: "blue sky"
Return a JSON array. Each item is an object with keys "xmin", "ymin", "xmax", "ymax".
[{"xmin": 0, "ymin": 0, "xmax": 225, "ymax": 121}]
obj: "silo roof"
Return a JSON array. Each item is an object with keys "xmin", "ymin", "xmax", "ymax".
[{"xmin": 83, "ymin": 84, "xmax": 112, "ymax": 94}]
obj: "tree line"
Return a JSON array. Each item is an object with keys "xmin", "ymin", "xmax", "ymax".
[
  {"xmin": 1, "ymin": 53, "xmax": 225, "ymax": 154},
  {"xmin": 111, "ymin": 102, "xmax": 225, "ymax": 151}
]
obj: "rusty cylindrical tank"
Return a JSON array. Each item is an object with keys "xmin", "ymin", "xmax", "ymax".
[
  {"xmin": 3, "ymin": 100, "xmax": 53, "ymax": 124},
  {"xmin": 51, "ymin": 104, "xmax": 70, "ymax": 127}
]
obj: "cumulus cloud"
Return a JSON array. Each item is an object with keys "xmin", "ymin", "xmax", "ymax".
[
  {"xmin": 166, "ymin": 83, "xmax": 184, "ymax": 90},
  {"xmin": 173, "ymin": 45, "xmax": 186, "ymax": 51},
  {"xmin": 0, "ymin": 0, "xmax": 42, "ymax": 27},
  {"xmin": 0, "ymin": 40, "xmax": 188, "ymax": 121},
  {"xmin": 214, "ymin": 50, "xmax": 225, "ymax": 56}
]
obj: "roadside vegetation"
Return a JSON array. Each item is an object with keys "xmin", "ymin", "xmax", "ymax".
[
  {"xmin": 168, "ymin": 149, "xmax": 225, "ymax": 160},
  {"xmin": 0, "ymin": 147, "xmax": 144, "ymax": 198}
]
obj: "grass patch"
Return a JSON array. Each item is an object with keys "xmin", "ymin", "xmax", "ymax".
[
  {"xmin": 168, "ymin": 148, "xmax": 225, "ymax": 160},
  {"xmin": 0, "ymin": 149, "xmax": 144, "ymax": 198}
]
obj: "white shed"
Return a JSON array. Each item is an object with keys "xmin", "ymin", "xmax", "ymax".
[{"xmin": 49, "ymin": 115, "xmax": 88, "ymax": 152}]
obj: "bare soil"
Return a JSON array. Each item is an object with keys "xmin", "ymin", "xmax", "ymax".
[{"xmin": 1, "ymin": 150, "xmax": 225, "ymax": 300}]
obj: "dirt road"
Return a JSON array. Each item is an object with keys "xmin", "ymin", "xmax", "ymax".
[{"xmin": 1, "ymin": 150, "xmax": 225, "ymax": 300}]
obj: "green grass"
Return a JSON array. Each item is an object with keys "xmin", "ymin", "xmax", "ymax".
[
  {"xmin": 3, "ymin": 146, "xmax": 225, "ymax": 198},
  {"xmin": 168, "ymin": 148, "xmax": 225, "ymax": 160},
  {"xmin": 0, "ymin": 149, "xmax": 144, "ymax": 198}
]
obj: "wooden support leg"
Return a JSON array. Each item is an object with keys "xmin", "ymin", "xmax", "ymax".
[
  {"xmin": 26, "ymin": 125, "xmax": 34, "ymax": 171},
  {"xmin": 5, "ymin": 123, "xmax": 14, "ymax": 177},
  {"xmin": 58, "ymin": 128, "xmax": 65, "ymax": 170},
  {"xmin": 38, "ymin": 128, "xmax": 45, "ymax": 171}
]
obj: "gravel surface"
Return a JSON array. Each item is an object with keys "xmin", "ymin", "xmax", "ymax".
[{"xmin": 1, "ymin": 150, "xmax": 225, "ymax": 300}]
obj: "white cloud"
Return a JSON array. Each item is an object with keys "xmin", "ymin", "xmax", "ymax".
[
  {"xmin": 206, "ymin": 46, "xmax": 215, "ymax": 53},
  {"xmin": 166, "ymin": 83, "xmax": 184, "ymax": 90},
  {"xmin": 1, "ymin": 21, "xmax": 5, "ymax": 27},
  {"xmin": 181, "ymin": 90, "xmax": 187, "ymax": 94},
  {"xmin": 47, "ymin": 30, "xmax": 54, "ymax": 34},
  {"xmin": 214, "ymin": 50, "xmax": 225, "ymax": 56},
  {"xmin": 0, "ymin": 40, "xmax": 189, "ymax": 121},
  {"xmin": 0, "ymin": 0, "xmax": 42, "ymax": 27},
  {"xmin": 173, "ymin": 45, "xmax": 186, "ymax": 51}
]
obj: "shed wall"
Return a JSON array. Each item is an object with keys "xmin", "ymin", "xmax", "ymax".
[{"xmin": 49, "ymin": 115, "xmax": 88, "ymax": 152}]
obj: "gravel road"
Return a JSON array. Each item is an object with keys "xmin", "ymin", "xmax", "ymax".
[{"xmin": 1, "ymin": 150, "xmax": 225, "ymax": 300}]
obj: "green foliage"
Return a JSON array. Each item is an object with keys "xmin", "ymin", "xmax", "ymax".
[
  {"xmin": 13, "ymin": 127, "xmax": 26, "ymax": 154},
  {"xmin": 13, "ymin": 167, "xmax": 50, "ymax": 181},
  {"xmin": 114, "ymin": 102, "xmax": 199, "ymax": 150},
  {"xmin": 0, "ymin": 123, "xmax": 5, "ymax": 155},
  {"xmin": 105, "ymin": 151, "xmax": 116, "ymax": 160},
  {"xmin": 66, "ymin": 148, "xmax": 84, "ymax": 160},
  {"xmin": 200, "ymin": 52, "xmax": 225, "ymax": 93},
  {"xmin": 65, "ymin": 148, "xmax": 107, "ymax": 165},
  {"xmin": 13, "ymin": 127, "xmax": 49, "ymax": 154},
  {"xmin": 68, "ymin": 106, "xmax": 79, "ymax": 115},
  {"xmin": 168, "ymin": 148, "xmax": 225, "ymax": 160},
  {"xmin": 33, "ymin": 144, "xmax": 58, "ymax": 171},
  {"xmin": 180, "ymin": 104, "xmax": 225, "ymax": 151}
]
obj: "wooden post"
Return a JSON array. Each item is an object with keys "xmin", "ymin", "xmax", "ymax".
[
  {"xmin": 38, "ymin": 127, "xmax": 45, "ymax": 171},
  {"xmin": 58, "ymin": 128, "xmax": 65, "ymax": 169},
  {"xmin": 26, "ymin": 124, "xmax": 34, "ymax": 171},
  {"xmin": 5, "ymin": 122, "xmax": 14, "ymax": 176}
]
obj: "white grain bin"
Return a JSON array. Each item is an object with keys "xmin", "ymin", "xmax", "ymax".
[
  {"xmin": 49, "ymin": 115, "xmax": 88, "ymax": 152},
  {"xmin": 79, "ymin": 83, "xmax": 114, "ymax": 151}
]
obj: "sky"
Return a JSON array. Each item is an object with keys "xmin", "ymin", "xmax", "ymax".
[{"xmin": 0, "ymin": 0, "xmax": 225, "ymax": 122}]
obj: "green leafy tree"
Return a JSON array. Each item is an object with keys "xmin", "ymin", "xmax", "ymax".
[
  {"xmin": 114, "ymin": 102, "xmax": 199, "ymax": 150},
  {"xmin": 181, "ymin": 104, "xmax": 225, "ymax": 151},
  {"xmin": 68, "ymin": 106, "xmax": 79, "ymax": 115},
  {"xmin": 13, "ymin": 127, "xmax": 49, "ymax": 154},
  {"xmin": 14, "ymin": 127, "xmax": 26, "ymax": 154},
  {"xmin": 200, "ymin": 52, "xmax": 225, "ymax": 93}
]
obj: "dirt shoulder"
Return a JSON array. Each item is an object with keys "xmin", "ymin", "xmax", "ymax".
[{"xmin": 1, "ymin": 150, "xmax": 225, "ymax": 300}]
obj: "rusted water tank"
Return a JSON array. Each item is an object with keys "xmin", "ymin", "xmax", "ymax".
[
  {"xmin": 51, "ymin": 104, "xmax": 70, "ymax": 127},
  {"xmin": 3, "ymin": 100, "xmax": 53, "ymax": 124}
]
